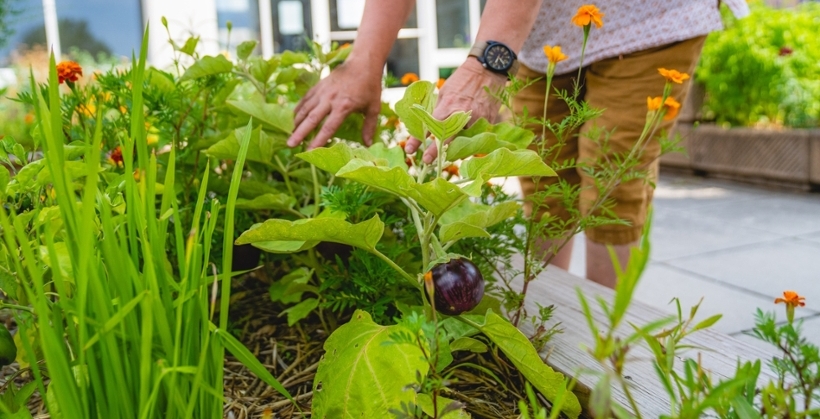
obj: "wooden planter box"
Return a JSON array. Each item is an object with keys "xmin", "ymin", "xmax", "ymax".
[{"xmin": 661, "ymin": 123, "xmax": 820, "ymax": 190}]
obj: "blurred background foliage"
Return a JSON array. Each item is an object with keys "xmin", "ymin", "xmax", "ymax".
[{"xmin": 697, "ymin": 0, "xmax": 820, "ymax": 128}]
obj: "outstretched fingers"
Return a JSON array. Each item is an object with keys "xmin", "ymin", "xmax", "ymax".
[{"xmin": 288, "ymin": 101, "xmax": 331, "ymax": 148}]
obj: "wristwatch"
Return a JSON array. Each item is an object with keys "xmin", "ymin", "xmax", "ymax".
[{"xmin": 468, "ymin": 40, "xmax": 520, "ymax": 76}]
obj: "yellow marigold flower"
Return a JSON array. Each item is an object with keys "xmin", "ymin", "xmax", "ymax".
[
  {"xmin": 78, "ymin": 101, "xmax": 96, "ymax": 117},
  {"xmin": 658, "ymin": 68, "xmax": 690, "ymax": 84},
  {"xmin": 775, "ymin": 291, "xmax": 805, "ymax": 308},
  {"xmin": 543, "ymin": 45, "xmax": 568, "ymax": 64},
  {"xmin": 436, "ymin": 78, "xmax": 446, "ymax": 89},
  {"xmin": 56, "ymin": 61, "xmax": 83, "ymax": 84},
  {"xmin": 401, "ymin": 73, "xmax": 420, "ymax": 85},
  {"xmin": 646, "ymin": 96, "xmax": 681, "ymax": 121},
  {"xmin": 147, "ymin": 133, "xmax": 159, "ymax": 146},
  {"xmin": 572, "ymin": 5, "xmax": 604, "ymax": 28}
]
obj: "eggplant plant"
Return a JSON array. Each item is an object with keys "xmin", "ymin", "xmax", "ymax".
[{"xmin": 235, "ymin": 81, "xmax": 582, "ymax": 418}]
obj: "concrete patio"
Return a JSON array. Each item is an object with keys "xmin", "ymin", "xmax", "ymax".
[{"xmin": 562, "ymin": 172, "xmax": 820, "ymax": 349}]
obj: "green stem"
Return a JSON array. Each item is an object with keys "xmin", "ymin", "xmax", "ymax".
[
  {"xmin": 0, "ymin": 303, "xmax": 34, "ymax": 313},
  {"xmin": 274, "ymin": 155, "xmax": 296, "ymax": 198},
  {"xmin": 369, "ymin": 248, "xmax": 420, "ymax": 290},
  {"xmin": 541, "ymin": 67, "xmax": 555, "ymax": 142},
  {"xmin": 311, "ymin": 164, "xmax": 321, "ymax": 217},
  {"xmin": 573, "ymin": 27, "xmax": 590, "ymax": 99}
]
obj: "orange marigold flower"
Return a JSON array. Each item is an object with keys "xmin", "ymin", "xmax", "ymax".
[
  {"xmin": 24, "ymin": 113, "xmax": 35, "ymax": 124},
  {"xmin": 572, "ymin": 5, "xmax": 604, "ymax": 28},
  {"xmin": 401, "ymin": 73, "xmax": 420, "ymax": 85},
  {"xmin": 109, "ymin": 146, "xmax": 124, "ymax": 167},
  {"xmin": 385, "ymin": 115, "xmax": 401, "ymax": 129},
  {"xmin": 56, "ymin": 61, "xmax": 83, "ymax": 84},
  {"xmin": 474, "ymin": 153, "xmax": 487, "ymax": 158},
  {"xmin": 776, "ymin": 290, "xmax": 805, "ymax": 323},
  {"xmin": 398, "ymin": 139, "xmax": 408, "ymax": 149},
  {"xmin": 340, "ymin": 43, "xmax": 351, "ymax": 49},
  {"xmin": 543, "ymin": 45, "xmax": 568, "ymax": 65},
  {"xmin": 658, "ymin": 68, "xmax": 690, "ymax": 84},
  {"xmin": 647, "ymin": 96, "xmax": 681, "ymax": 121},
  {"xmin": 443, "ymin": 164, "xmax": 459, "ymax": 177},
  {"xmin": 775, "ymin": 291, "xmax": 805, "ymax": 308},
  {"xmin": 436, "ymin": 78, "xmax": 446, "ymax": 89}
]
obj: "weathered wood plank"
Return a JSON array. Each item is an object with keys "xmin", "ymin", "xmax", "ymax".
[{"xmin": 516, "ymin": 261, "xmax": 779, "ymax": 416}]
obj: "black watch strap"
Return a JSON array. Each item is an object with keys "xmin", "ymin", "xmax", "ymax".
[{"xmin": 468, "ymin": 40, "xmax": 520, "ymax": 76}]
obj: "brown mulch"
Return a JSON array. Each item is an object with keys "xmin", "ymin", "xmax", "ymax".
[
  {"xmin": 223, "ymin": 273, "xmax": 562, "ymax": 419},
  {"xmin": 0, "ymin": 273, "xmax": 562, "ymax": 418}
]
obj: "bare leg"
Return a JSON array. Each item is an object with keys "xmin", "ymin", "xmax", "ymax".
[
  {"xmin": 585, "ymin": 238, "xmax": 639, "ymax": 288},
  {"xmin": 534, "ymin": 236, "xmax": 575, "ymax": 271}
]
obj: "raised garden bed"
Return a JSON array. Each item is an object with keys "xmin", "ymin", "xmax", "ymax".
[{"xmin": 662, "ymin": 123, "xmax": 820, "ymax": 190}]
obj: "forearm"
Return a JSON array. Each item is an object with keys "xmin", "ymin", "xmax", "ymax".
[
  {"xmin": 475, "ymin": 0, "xmax": 543, "ymax": 53},
  {"xmin": 346, "ymin": 0, "xmax": 416, "ymax": 72}
]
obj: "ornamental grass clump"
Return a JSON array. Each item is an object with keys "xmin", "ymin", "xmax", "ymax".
[{"xmin": 0, "ymin": 29, "xmax": 293, "ymax": 418}]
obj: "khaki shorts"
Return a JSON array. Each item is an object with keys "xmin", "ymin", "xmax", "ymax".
[{"xmin": 515, "ymin": 36, "xmax": 706, "ymax": 245}]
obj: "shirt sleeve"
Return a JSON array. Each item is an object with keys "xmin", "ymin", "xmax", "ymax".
[{"xmin": 722, "ymin": 0, "xmax": 751, "ymax": 18}]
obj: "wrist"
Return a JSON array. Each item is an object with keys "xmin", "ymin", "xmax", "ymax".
[{"xmin": 462, "ymin": 57, "xmax": 509, "ymax": 83}]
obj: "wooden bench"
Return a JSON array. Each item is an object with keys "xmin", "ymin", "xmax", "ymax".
[{"xmin": 517, "ymin": 264, "xmax": 779, "ymax": 416}]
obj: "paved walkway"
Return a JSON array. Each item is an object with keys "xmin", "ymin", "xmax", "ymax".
[{"xmin": 562, "ymin": 172, "xmax": 820, "ymax": 349}]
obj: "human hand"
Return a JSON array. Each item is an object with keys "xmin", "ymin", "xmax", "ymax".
[
  {"xmin": 403, "ymin": 58, "xmax": 507, "ymax": 164},
  {"xmin": 287, "ymin": 59, "xmax": 383, "ymax": 149}
]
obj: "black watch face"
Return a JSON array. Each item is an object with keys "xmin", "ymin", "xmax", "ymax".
[{"xmin": 485, "ymin": 44, "xmax": 513, "ymax": 71}]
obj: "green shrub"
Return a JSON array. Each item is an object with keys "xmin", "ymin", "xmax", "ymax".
[{"xmin": 696, "ymin": 1, "xmax": 820, "ymax": 128}]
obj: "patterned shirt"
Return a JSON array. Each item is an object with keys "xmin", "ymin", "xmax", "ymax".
[{"xmin": 519, "ymin": 0, "xmax": 750, "ymax": 75}]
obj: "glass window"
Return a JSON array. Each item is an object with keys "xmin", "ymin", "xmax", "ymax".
[
  {"xmin": 1, "ymin": 0, "xmax": 142, "ymax": 64},
  {"xmin": 385, "ymin": 38, "xmax": 418, "ymax": 87},
  {"xmin": 0, "ymin": 0, "xmax": 46, "ymax": 66},
  {"xmin": 436, "ymin": 0, "xmax": 470, "ymax": 48},
  {"xmin": 329, "ymin": 0, "xmax": 416, "ymax": 31},
  {"xmin": 217, "ymin": 0, "xmax": 261, "ymax": 54},
  {"xmin": 270, "ymin": 0, "xmax": 312, "ymax": 52},
  {"xmin": 55, "ymin": 0, "xmax": 143, "ymax": 59}
]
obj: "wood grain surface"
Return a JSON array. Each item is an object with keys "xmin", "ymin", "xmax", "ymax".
[{"xmin": 515, "ymin": 260, "xmax": 779, "ymax": 416}]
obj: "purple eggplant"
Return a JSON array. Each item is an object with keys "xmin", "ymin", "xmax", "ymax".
[{"xmin": 425, "ymin": 258, "xmax": 484, "ymax": 315}]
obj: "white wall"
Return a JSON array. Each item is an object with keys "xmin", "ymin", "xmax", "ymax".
[{"xmin": 141, "ymin": 0, "xmax": 221, "ymax": 69}]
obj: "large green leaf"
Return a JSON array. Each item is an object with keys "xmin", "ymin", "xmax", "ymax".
[
  {"xmin": 296, "ymin": 142, "xmax": 375, "ymax": 174},
  {"xmin": 312, "ymin": 310, "xmax": 428, "ymax": 419},
  {"xmin": 234, "ymin": 193, "xmax": 296, "ymax": 210},
  {"xmin": 439, "ymin": 201, "xmax": 520, "ymax": 243},
  {"xmin": 252, "ymin": 239, "xmax": 319, "ymax": 254},
  {"xmin": 180, "ymin": 55, "xmax": 233, "ymax": 80},
  {"xmin": 367, "ymin": 142, "xmax": 407, "ymax": 169},
  {"xmin": 236, "ymin": 215, "xmax": 384, "ymax": 252},
  {"xmin": 206, "ymin": 126, "xmax": 288, "ymax": 165},
  {"xmin": 394, "ymin": 81, "xmax": 436, "ymax": 139},
  {"xmin": 411, "ymin": 105, "xmax": 471, "ymax": 141},
  {"xmin": 462, "ymin": 312, "xmax": 581, "ymax": 418},
  {"xmin": 461, "ymin": 148, "xmax": 557, "ymax": 179},
  {"xmin": 457, "ymin": 118, "xmax": 535, "ymax": 150},
  {"xmin": 281, "ymin": 298, "xmax": 319, "ymax": 326},
  {"xmin": 446, "ymin": 132, "xmax": 519, "ymax": 161},
  {"xmin": 335, "ymin": 159, "xmax": 416, "ymax": 198},
  {"xmin": 236, "ymin": 40, "xmax": 257, "ymax": 60},
  {"xmin": 408, "ymin": 178, "xmax": 467, "ymax": 219},
  {"xmin": 227, "ymin": 100, "xmax": 294, "ymax": 135}
]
